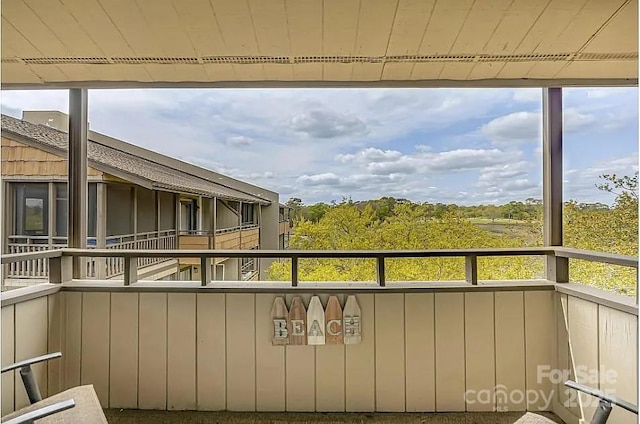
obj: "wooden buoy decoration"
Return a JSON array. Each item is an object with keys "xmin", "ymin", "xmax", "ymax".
[
  {"xmin": 271, "ymin": 295, "xmax": 360, "ymax": 346},
  {"xmin": 325, "ymin": 296, "xmax": 343, "ymax": 345},
  {"xmin": 307, "ymin": 296, "xmax": 326, "ymax": 345},
  {"xmin": 288, "ymin": 296, "xmax": 307, "ymax": 345},
  {"xmin": 343, "ymin": 295, "xmax": 362, "ymax": 345},
  {"xmin": 271, "ymin": 297, "xmax": 289, "ymax": 345}
]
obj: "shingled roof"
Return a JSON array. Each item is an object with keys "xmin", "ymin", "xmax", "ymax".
[{"xmin": 1, "ymin": 114, "xmax": 271, "ymax": 204}]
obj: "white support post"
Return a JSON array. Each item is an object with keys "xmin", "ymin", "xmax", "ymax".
[{"xmin": 68, "ymin": 89, "xmax": 88, "ymax": 279}]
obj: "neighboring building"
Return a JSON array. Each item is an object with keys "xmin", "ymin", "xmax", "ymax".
[
  {"xmin": 279, "ymin": 203, "xmax": 292, "ymax": 249},
  {"xmin": 1, "ymin": 111, "xmax": 289, "ymax": 283}
]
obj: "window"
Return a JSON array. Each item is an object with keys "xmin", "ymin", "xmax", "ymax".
[
  {"xmin": 180, "ymin": 199, "xmax": 198, "ymax": 232},
  {"xmin": 242, "ymin": 203, "xmax": 254, "ymax": 225},
  {"xmin": 14, "ymin": 183, "xmax": 48, "ymax": 236}
]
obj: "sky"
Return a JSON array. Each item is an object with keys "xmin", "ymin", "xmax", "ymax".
[{"xmin": 1, "ymin": 87, "xmax": 637, "ymax": 206}]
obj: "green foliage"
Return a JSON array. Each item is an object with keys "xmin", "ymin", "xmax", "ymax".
[{"xmin": 274, "ymin": 175, "xmax": 637, "ymax": 297}]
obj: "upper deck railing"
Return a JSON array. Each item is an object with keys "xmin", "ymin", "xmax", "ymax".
[{"xmin": 2, "ymin": 247, "xmax": 636, "ymax": 294}]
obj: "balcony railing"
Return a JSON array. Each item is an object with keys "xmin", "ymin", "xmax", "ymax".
[
  {"xmin": 5, "ymin": 230, "xmax": 177, "ymax": 280},
  {"xmin": 0, "ymin": 246, "xmax": 637, "ymax": 421},
  {"xmin": 2, "ymin": 246, "xmax": 636, "ymax": 288}
]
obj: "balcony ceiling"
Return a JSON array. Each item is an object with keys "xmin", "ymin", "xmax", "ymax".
[{"xmin": 1, "ymin": 0, "xmax": 637, "ymax": 88}]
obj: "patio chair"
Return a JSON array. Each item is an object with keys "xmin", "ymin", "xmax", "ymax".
[
  {"xmin": 564, "ymin": 380, "xmax": 638, "ymax": 424},
  {"xmin": 1, "ymin": 352, "xmax": 107, "ymax": 424}
]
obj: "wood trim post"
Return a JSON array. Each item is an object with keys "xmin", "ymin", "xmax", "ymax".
[
  {"xmin": 543, "ymin": 87, "xmax": 568, "ymax": 283},
  {"xmin": 124, "ymin": 257, "xmax": 138, "ymax": 285},
  {"xmin": 238, "ymin": 201, "xmax": 242, "ymax": 280},
  {"xmin": 68, "ymin": 88, "xmax": 88, "ymax": 279},
  {"xmin": 49, "ymin": 255, "xmax": 73, "ymax": 284},
  {"xmin": 377, "ymin": 257, "xmax": 386, "ymax": 287},
  {"xmin": 211, "ymin": 197, "xmax": 217, "ymax": 250},
  {"xmin": 96, "ymin": 182, "xmax": 107, "ymax": 278},
  {"xmin": 201, "ymin": 257, "xmax": 211, "ymax": 286},
  {"xmin": 465, "ymin": 255, "xmax": 478, "ymax": 285},
  {"xmin": 47, "ymin": 182, "xmax": 55, "ymax": 247},
  {"xmin": 156, "ymin": 191, "xmax": 161, "ymax": 234},
  {"xmin": 131, "ymin": 187, "xmax": 138, "ymax": 241}
]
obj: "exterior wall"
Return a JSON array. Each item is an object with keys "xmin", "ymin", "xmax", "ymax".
[
  {"xmin": 260, "ymin": 203, "xmax": 279, "ymax": 277},
  {"xmin": 136, "ymin": 188, "xmax": 156, "ymax": 233},
  {"xmin": 240, "ymin": 228, "xmax": 259, "ymax": 249},
  {"xmin": 1, "ymin": 137, "xmax": 102, "ymax": 178},
  {"xmin": 106, "ymin": 185, "xmax": 132, "ymax": 236},
  {"xmin": 216, "ymin": 200, "xmax": 239, "ymax": 229},
  {"xmin": 552, "ymin": 291, "xmax": 638, "ymax": 424},
  {"xmin": 53, "ymin": 288, "xmax": 557, "ymax": 412},
  {"xmin": 1, "ymin": 293, "xmax": 63, "ymax": 415},
  {"xmin": 159, "ymin": 192, "xmax": 175, "ymax": 231}
]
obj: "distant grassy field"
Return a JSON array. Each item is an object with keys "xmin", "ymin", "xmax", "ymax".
[{"xmin": 467, "ymin": 218, "xmax": 526, "ymax": 224}]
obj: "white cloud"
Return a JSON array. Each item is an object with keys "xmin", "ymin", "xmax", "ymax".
[
  {"xmin": 288, "ymin": 109, "xmax": 368, "ymax": 139},
  {"xmin": 481, "ymin": 109, "xmax": 597, "ymax": 146},
  {"xmin": 512, "ymin": 89, "xmax": 541, "ymax": 103},
  {"xmin": 297, "ymin": 173, "xmax": 342, "ymax": 186},
  {"xmin": 337, "ymin": 147, "xmax": 403, "ymax": 163},
  {"xmin": 1, "ymin": 87, "xmax": 636, "ymax": 205},
  {"xmin": 225, "ymin": 135, "xmax": 253, "ymax": 146}
]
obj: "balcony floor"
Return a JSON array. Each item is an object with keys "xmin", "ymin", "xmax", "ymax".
[{"xmin": 104, "ymin": 410, "xmax": 564, "ymax": 424}]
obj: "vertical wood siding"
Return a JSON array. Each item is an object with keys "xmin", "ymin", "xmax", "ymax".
[{"xmin": 1, "ymin": 289, "xmax": 636, "ymax": 419}]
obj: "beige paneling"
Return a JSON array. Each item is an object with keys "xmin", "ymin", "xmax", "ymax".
[
  {"xmin": 80, "ymin": 292, "xmax": 110, "ymax": 407},
  {"xmin": 449, "ymin": 0, "xmax": 512, "ymax": 54},
  {"xmin": 465, "ymin": 292, "xmax": 495, "ymax": 412},
  {"xmin": 167, "ymin": 293, "xmax": 196, "ymax": 410},
  {"xmin": 138, "ymin": 293, "xmax": 167, "ymax": 410},
  {"xmin": 354, "ymin": 0, "xmax": 398, "ymax": 56},
  {"xmin": 495, "ymin": 291, "xmax": 526, "ymax": 411},
  {"xmin": 417, "ymin": 0, "xmax": 472, "ymax": 54},
  {"xmin": 583, "ymin": 0, "xmax": 638, "ymax": 53},
  {"xmin": 226, "ymin": 294, "xmax": 256, "ymax": 411},
  {"xmin": 109, "ymin": 293, "xmax": 139, "ymax": 409},
  {"xmin": 386, "ymin": 0, "xmax": 436, "ymax": 55},
  {"xmin": 59, "ymin": 0, "xmax": 135, "ymax": 57},
  {"xmin": 323, "ymin": 64, "xmax": 354, "ymax": 81},
  {"xmin": 375, "ymin": 293, "xmax": 405, "ymax": 412},
  {"xmin": 567, "ymin": 296, "xmax": 598, "ymax": 420},
  {"xmin": 345, "ymin": 294, "xmax": 375, "ymax": 412},
  {"xmin": 2, "ymin": 305, "xmax": 15, "ymax": 415},
  {"xmin": 249, "ymin": 0, "xmax": 290, "ymax": 56},
  {"xmin": 63, "ymin": 292, "xmax": 82, "ymax": 391},
  {"xmin": 98, "ymin": 0, "xmax": 163, "ymax": 56},
  {"xmin": 255, "ymin": 294, "xmax": 285, "ymax": 411},
  {"xmin": 404, "ymin": 293, "xmax": 435, "ymax": 412},
  {"xmin": 174, "ymin": 0, "xmax": 225, "ymax": 56},
  {"xmin": 286, "ymin": 0, "xmax": 322, "ymax": 56},
  {"xmin": 197, "ymin": 293, "xmax": 226, "ymax": 411},
  {"xmin": 47, "ymin": 293, "xmax": 63, "ymax": 397},
  {"xmin": 285, "ymin": 294, "xmax": 314, "ymax": 411},
  {"xmin": 211, "ymin": 1, "xmax": 259, "ymax": 55},
  {"xmin": 136, "ymin": 0, "xmax": 197, "ymax": 57},
  {"xmin": 525, "ymin": 291, "xmax": 554, "ymax": 411},
  {"xmin": 25, "ymin": 0, "xmax": 102, "ymax": 56},
  {"xmin": 315, "ymin": 294, "xmax": 345, "ymax": 412},
  {"xmin": 598, "ymin": 306, "xmax": 638, "ymax": 424},
  {"xmin": 14, "ymin": 297, "xmax": 48, "ymax": 409},
  {"xmin": 323, "ymin": 0, "xmax": 360, "ymax": 55},
  {"xmin": 516, "ymin": 0, "xmax": 588, "ymax": 54},
  {"xmin": 315, "ymin": 344, "xmax": 345, "ymax": 411},
  {"xmin": 554, "ymin": 294, "xmax": 575, "ymax": 416},
  {"xmin": 483, "ymin": 0, "xmax": 550, "ymax": 54},
  {"xmin": 1, "ymin": 0, "xmax": 68, "ymax": 56},
  {"xmin": 434, "ymin": 293, "xmax": 465, "ymax": 412},
  {"xmin": 1, "ymin": 17, "xmax": 42, "ymax": 57}
]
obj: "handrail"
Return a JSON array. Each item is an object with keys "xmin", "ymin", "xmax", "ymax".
[
  {"xmin": 555, "ymin": 247, "xmax": 638, "ymax": 268},
  {"xmin": 2, "ymin": 246, "xmax": 637, "ymax": 288}
]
